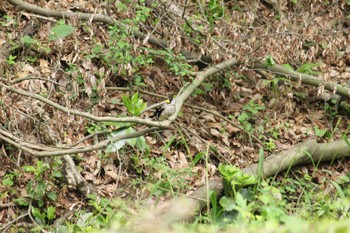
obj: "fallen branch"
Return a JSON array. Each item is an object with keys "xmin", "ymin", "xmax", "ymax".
[
  {"xmin": 0, "ymin": 125, "xmax": 158, "ymax": 157},
  {"xmin": 143, "ymin": 137, "xmax": 350, "ymax": 228},
  {"xmin": 254, "ymin": 63, "xmax": 350, "ymax": 98},
  {"xmin": 7, "ymin": 0, "xmax": 113, "ymax": 23},
  {"xmin": 170, "ymin": 58, "xmax": 239, "ymax": 122},
  {"xmin": 2, "ymin": 83, "xmax": 167, "ymax": 128},
  {"xmin": 243, "ymin": 138, "xmax": 350, "ymax": 177},
  {"xmin": 63, "ymin": 154, "xmax": 97, "ymax": 196}
]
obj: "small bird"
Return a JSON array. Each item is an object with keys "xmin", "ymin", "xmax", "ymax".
[{"xmin": 152, "ymin": 96, "xmax": 176, "ymax": 120}]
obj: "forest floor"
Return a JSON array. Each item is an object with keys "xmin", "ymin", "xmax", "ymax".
[{"xmin": 0, "ymin": 0, "xmax": 350, "ymax": 232}]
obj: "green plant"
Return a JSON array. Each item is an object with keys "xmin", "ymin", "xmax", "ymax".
[
  {"xmin": 264, "ymin": 138, "xmax": 276, "ymax": 151},
  {"xmin": 56, "ymin": 195, "xmax": 125, "ymax": 232},
  {"xmin": 6, "ymin": 54, "xmax": 17, "ymax": 65},
  {"xmin": 237, "ymin": 100, "xmax": 266, "ymax": 132},
  {"xmin": 1, "ymin": 15, "xmax": 17, "ymax": 27},
  {"xmin": 2, "ymin": 173, "xmax": 15, "ymax": 187},
  {"xmin": 219, "ymin": 164, "xmax": 257, "ymax": 197},
  {"xmin": 122, "ymin": 92, "xmax": 147, "ymax": 116},
  {"xmin": 23, "ymin": 159, "xmax": 62, "ymax": 207},
  {"xmin": 314, "ymin": 126, "xmax": 330, "ymax": 139},
  {"xmin": 86, "ymin": 122, "xmax": 108, "ymax": 134},
  {"xmin": 87, "ymin": 2, "xmax": 153, "ymax": 79},
  {"xmin": 215, "ymin": 168, "xmax": 289, "ymax": 226},
  {"xmin": 139, "ymin": 156, "xmax": 194, "ymax": 197},
  {"xmin": 324, "ymin": 101, "xmax": 338, "ymax": 120},
  {"xmin": 205, "ymin": 0, "xmax": 225, "ymax": 29},
  {"xmin": 264, "ymin": 55, "xmax": 275, "ymax": 66},
  {"xmin": 21, "ymin": 35, "xmax": 37, "ymax": 45},
  {"xmin": 152, "ymin": 49, "xmax": 193, "ymax": 77},
  {"xmin": 209, "ymin": 191, "xmax": 223, "ymax": 223},
  {"xmin": 297, "ymin": 62, "xmax": 320, "ymax": 75},
  {"xmin": 263, "ymin": 77, "xmax": 287, "ymax": 94}
]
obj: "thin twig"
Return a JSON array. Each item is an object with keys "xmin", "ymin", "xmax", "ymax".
[
  {"xmin": 2, "ymin": 83, "xmax": 168, "ymax": 128},
  {"xmin": 10, "ymin": 75, "xmax": 64, "ymax": 86},
  {"xmin": 70, "ymin": 130, "xmax": 111, "ymax": 147}
]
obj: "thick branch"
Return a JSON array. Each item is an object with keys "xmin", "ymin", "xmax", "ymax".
[
  {"xmin": 243, "ymin": 138, "xmax": 350, "ymax": 177},
  {"xmin": 254, "ymin": 63, "xmax": 350, "ymax": 98},
  {"xmin": 7, "ymin": 0, "xmax": 113, "ymax": 23},
  {"xmin": 170, "ymin": 58, "xmax": 238, "ymax": 122},
  {"xmin": 0, "ymin": 126, "xmax": 158, "ymax": 157},
  {"xmin": 147, "ymin": 138, "xmax": 350, "ymax": 227}
]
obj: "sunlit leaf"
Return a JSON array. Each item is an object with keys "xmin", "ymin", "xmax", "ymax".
[{"xmin": 49, "ymin": 24, "xmax": 75, "ymax": 41}]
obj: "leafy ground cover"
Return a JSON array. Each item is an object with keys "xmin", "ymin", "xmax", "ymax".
[{"xmin": 0, "ymin": 0, "xmax": 350, "ymax": 232}]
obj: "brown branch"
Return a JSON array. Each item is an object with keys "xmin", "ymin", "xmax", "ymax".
[
  {"xmin": 1, "ymin": 83, "xmax": 167, "ymax": 128},
  {"xmin": 0, "ymin": 126, "xmax": 158, "ymax": 157},
  {"xmin": 254, "ymin": 63, "xmax": 350, "ymax": 99},
  {"xmin": 10, "ymin": 75, "xmax": 64, "ymax": 86},
  {"xmin": 62, "ymin": 154, "xmax": 97, "ymax": 196},
  {"xmin": 7, "ymin": 0, "xmax": 113, "ymax": 23},
  {"xmin": 170, "ymin": 58, "xmax": 238, "ymax": 122},
  {"xmin": 243, "ymin": 138, "xmax": 350, "ymax": 177}
]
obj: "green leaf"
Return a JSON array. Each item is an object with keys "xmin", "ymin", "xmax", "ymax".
[
  {"xmin": 314, "ymin": 126, "xmax": 328, "ymax": 138},
  {"xmin": 343, "ymin": 135, "xmax": 350, "ymax": 148},
  {"xmin": 77, "ymin": 212, "xmax": 94, "ymax": 227},
  {"xmin": 21, "ymin": 35, "xmax": 35, "ymax": 44},
  {"xmin": 23, "ymin": 165, "xmax": 36, "ymax": 172},
  {"xmin": 47, "ymin": 191, "xmax": 57, "ymax": 201},
  {"xmin": 192, "ymin": 152, "xmax": 204, "ymax": 166},
  {"xmin": 220, "ymin": 196, "xmax": 236, "ymax": 211},
  {"xmin": 122, "ymin": 92, "xmax": 147, "ymax": 116},
  {"xmin": 52, "ymin": 170, "xmax": 63, "ymax": 178},
  {"xmin": 234, "ymin": 192, "xmax": 247, "ymax": 207},
  {"xmin": 27, "ymin": 180, "xmax": 34, "ymax": 198},
  {"xmin": 297, "ymin": 62, "xmax": 320, "ymax": 75},
  {"xmin": 134, "ymin": 133, "xmax": 150, "ymax": 152},
  {"xmin": 33, "ymin": 180, "xmax": 46, "ymax": 199},
  {"xmin": 35, "ymin": 160, "xmax": 49, "ymax": 176},
  {"xmin": 49, "ymin": 24, "xmax": 75, "ymax": 41},
  {"xmin": 32, "ymin": 207, "xmax": 46, "ymax": 223},
  {"xmin": 2, "ymin": 177, "xmax": 13, "ymax": 186},
  {"xmin": 238, "ymin": 112, "xmax": 249, "ymax": 122},
  {"xmin": 47, "ymin": 206, "xmax": 56, "ymax": 220},
  {"xmin": 265, "ymin": 55, "xmax": 275, "ymax": 66},
  {"xmin": 14, "ymin": 197, "xmax": 29, "ymax": 206},
  {"xmin": 219, "ymin": 164, "xmax": 257, "ymax": 194}
]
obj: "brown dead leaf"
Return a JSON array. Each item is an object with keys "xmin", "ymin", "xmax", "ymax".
[
  {"xmin": 200, "ymin": 113, "xmax": 216, "ymax": 122},
  {"xmin": 227, "ymin": 124, "xmax": 240, "ymax": 134},
  {"xmin": 207, "ymin": 122, "xmax": 222, "ymax": 129},
  {"xmin": 210, "ymin": 128, "xmax": 221, "ymax": 138},
  {"xmin": 104, "ymin": 163, "xmax": 119, "ymax": 181},
  {"xmin": 178, "ymin": 151, "xmax": 189, "ymax": 168},
  {"xmin": 39, "ymin": 59, "xmax": 50, "ymax": 74}
]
